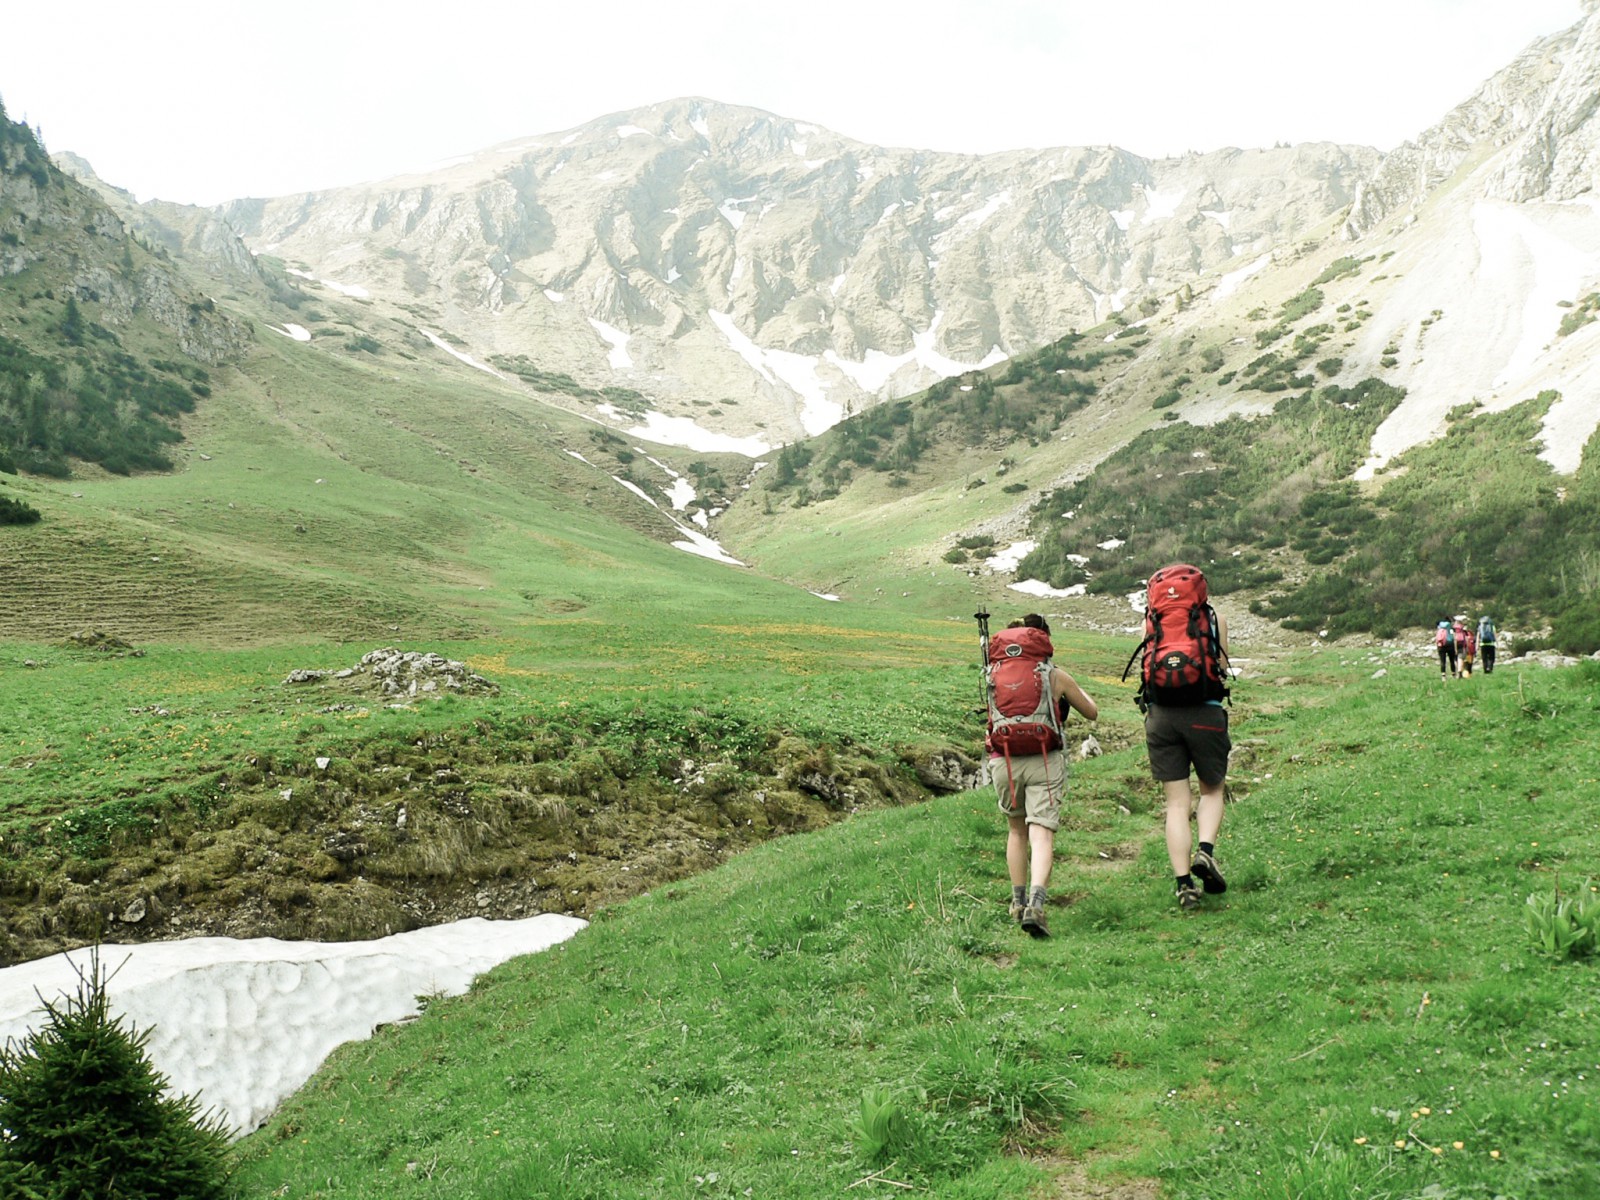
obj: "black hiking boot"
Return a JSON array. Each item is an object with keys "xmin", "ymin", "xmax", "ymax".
[
  {"xmin": 1191, "ymin": 849, "xmax": 1228, "ymax": 895},
  {"xmin": 1020, "ymin": 905, "xmax": 1050, "ymax": 938}
]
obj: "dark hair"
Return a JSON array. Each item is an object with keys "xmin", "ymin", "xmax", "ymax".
[{"xmin": 1022, "ymin": 613, "xmax": 1051, "ymax": 634}]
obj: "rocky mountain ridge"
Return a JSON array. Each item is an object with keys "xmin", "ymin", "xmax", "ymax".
[
  {"xmin": 208, "ymin": 99, "xmax": 1379, "ymax": 445},
  {"xmin": 25, "ymin": 5, "xmax": 1600, "ymax": 483},
  {"xmin": 1, "ymin": 135, "xmax": 245, "ymax": 365}
]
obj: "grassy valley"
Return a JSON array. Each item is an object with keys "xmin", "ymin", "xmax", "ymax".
[
  {"xmin": 3, "ymin": 98, "xmax": 1600, "ymax": 1199},
  {"xmin": 224, "ymin": 650, "xmax": 1600, "ymax": 1200}
]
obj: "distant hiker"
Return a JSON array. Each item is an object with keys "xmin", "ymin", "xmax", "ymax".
[
  {"xmin": 1435, "ymin": 620, "xmax": 1458, "ymax": 679},
  {"xmin": 980, "ymin": 612, "xmax": 1098, "ymax": 939},
  {"xmin": 1123, "ymin": 564, "xmax": 1232, "ymax": 911},
  {"xmin": 1460, "ymin": 623, "xmax": 1477, "ymax": 677},
  {"xmin": 1478, "ymin": 615, "xmax": 1498, "ymax": 674}
]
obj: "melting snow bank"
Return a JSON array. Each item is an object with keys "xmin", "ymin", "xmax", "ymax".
[
  {"xmin": 984, "ymin": 540, "xmax": 1036, "ymax": 573},
  {"xmin": 269, "ymin": 323, "xmax": 311, "ymax": 343},
  {"xmin": 284, "ymin": 268, "xmax": 370, "ymax": 299},
  {"xmin": 0, "ymin": 915, "xmax": 586, "ymax": 1139},
  {"xmin": 1010, "ymin": 579, "xmax": 1086, "ymax": 598},
  {"xmin": 594, "ymin": 403, "xmax": 771, "ymax": 456},
  {"xmin": 418, "ymin": 329, "xmax": 508, "ymax": 380}
]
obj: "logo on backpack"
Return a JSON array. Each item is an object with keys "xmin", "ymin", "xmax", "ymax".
[
  {"xmin": 1122, "ymin": 563, "xmax": 1229, "ymax": 709},
  {"xmin": 985, "ymin": 626, "xmax": 1064, "ymax": 757}
]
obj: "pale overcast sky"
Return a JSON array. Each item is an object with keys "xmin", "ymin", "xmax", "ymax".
[{"xmin": 0, "ymin": 0, "xmax": 1585, "ymax": 207}]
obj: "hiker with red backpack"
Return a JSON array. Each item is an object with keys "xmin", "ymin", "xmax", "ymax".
[
  {"xmin": 1123, "ymin": 564, "xmax": 1232, "ymax": 911},
  {"xmin": 979, "ymin": 612, "xmax": 1098, "ymax": 939}
]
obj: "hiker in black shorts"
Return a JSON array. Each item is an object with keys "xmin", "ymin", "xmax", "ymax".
[
  {"xmin": 1146, "ymin": 618, "xmax": 1231, "ymax": 911},
  {"xmin": 1126, "ymin": 564, "xmax": 1233, "ymax": 911}
]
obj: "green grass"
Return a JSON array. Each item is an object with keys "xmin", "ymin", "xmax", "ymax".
[
  {"xmin": 4, "ymin": 134, "xmax": 1599, "ymax": 1194},
  {"xmin": 218, "ymin": 654, "xmax": 1600, "ymax": 1198}
]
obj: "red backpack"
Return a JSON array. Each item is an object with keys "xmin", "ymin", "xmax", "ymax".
[
  {"xmin": 985, "ymin": 626, "xmax": 1064, "ymax": 757},
  {"xmin": 1122, "ymin": 563, "xmax": 1229, "ymax": 708}
]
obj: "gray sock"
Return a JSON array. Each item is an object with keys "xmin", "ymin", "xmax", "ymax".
[{"xmin": 1029, "ymin": 886, "xmax": 1047, "ymax": 909}]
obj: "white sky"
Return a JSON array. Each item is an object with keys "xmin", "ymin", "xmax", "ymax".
[{"xmin": 0, "ymin": 0, "xmax": 1586, "ymax": 207}]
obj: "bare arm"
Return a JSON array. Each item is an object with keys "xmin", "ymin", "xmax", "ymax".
[
  {"xmin": 1052, "ymin": 668, "xmax": 1097, "ymax": 722},
  {"xmin": 1217, "ymin": 610, "xmax": 1229, "ymax": 657}
]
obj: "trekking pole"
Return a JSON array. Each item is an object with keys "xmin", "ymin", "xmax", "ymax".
[{"xmin": 974, "ymin": 610, "xmax": 991, "ymax": 718}]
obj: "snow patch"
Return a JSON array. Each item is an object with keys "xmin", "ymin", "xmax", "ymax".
[
  {"xmin": 825, "ymin": 311, "xmax": 1007, "ymax": 392},
  {"xmin": 0, "ymin": 918, "xmax": 584, "ymax": 1138},
  {"xmin": 595, "ymin": 403, "xmax": 771, "ymax": 456},
  {"xmin": 418, "ymin": 329, "xmax": 507, "ymax": 379},
  {"xmin": 270, "ymin": 324, "xmax": 311, "ymax": 342},
  {"xmin": 708, "ymin": 311, "xmax": 842, "ymax": 434},
  {"xmin": 587, "ymin": 318, "xmax": 633, "ymax": 370},
  {"xmin": 1213, "ymin": 254, "xmax": 1272, "ymax": 301},
  {"xmin": 285, "ymin": 268, "xmax": 369, "ymax": 299},
  {"xmin": 957, "ymin": 190, "xmax": 1012, "ymax": 228},
  {"xmin": 1143, "ymin": 185, "xmax": 1186, "ymax": 224},
  {"xmin": 543, "ymin": 289, "xmax": 565, "ymax": 303},
  {"xmin": 1010, "ymin": 579, "xmax": 1087, "ymax": 598},
  {"xmin": 719, "ymin": 196, "xmax": 756, "ymax": 229},
  {"xmin": 616, "ymin": 124, "xmax": 649, "ymax": 138},
  {"xmin": 985, "ymin": 540, "xmax": 1036, "ymax": 572}
]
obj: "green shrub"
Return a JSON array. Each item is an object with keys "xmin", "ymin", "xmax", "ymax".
[
  {"xmin": 0, "ymin": 953, "xmax": 233, "ymax": 1198},
  {"xmin": 0, "ymin": 493, "xmax": 41, "ymax": 524},
  {"xmin": 1313, "ymin": 256, "xmax": 1366, "ymax": 285}
]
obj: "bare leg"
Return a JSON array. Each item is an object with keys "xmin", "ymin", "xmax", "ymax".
[
  {"xmin": 1028, "ymin": 822, "xmax": 1055, "ymax": 892},
  {"xmin": 1163, "ymin": 778, "xmax": 1196, "ymax": 876},
  {"xmin": 1006, "ymin": 815, "xmax": 1029, "ymax": 888},
  {"xmin": 1195, "ymin": 778, "xmax": 1226, "ymax": 848}
]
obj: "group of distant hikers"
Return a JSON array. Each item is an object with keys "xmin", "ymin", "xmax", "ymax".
[
  {"xmin": 980, "ymin": 563, "xmax": 1231, "ymax": 935},
  {"xmin": 1435, "ymin": 614, "xmax": 1498, "ymax": 678}
]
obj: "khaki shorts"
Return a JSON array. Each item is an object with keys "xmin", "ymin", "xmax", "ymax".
[{"xmin": 989, "ymin": 751, "xmax": 1067, "ymax": 830}]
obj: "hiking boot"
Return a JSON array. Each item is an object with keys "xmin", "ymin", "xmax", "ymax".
[
  {"xmin": 1176, "ymin": 882, "xmax": 1201, "ymax": 911},
  {"xmin": 1191, "ymin": 849, "xmax": 1228, "ymax": 895},
  {"xmin": 1008, "ymin": 899, "xmax": 1026, "ymax": 924},
  {"xmin": 1020, "ymin": 905, "xmax": 1050, "ymax": 938}
]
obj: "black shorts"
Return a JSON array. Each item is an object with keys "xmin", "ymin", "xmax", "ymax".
[{"xmin": 1145, "ymin": 703, "xmax": 1231, "ymax": 785}]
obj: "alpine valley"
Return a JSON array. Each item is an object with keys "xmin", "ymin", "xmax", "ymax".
[{"xmin": 5, "ymin": 11, "xmax": 1600, "ymax": 1197}]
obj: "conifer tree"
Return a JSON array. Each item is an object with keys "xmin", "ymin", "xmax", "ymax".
[{"xmin": 0, "ymin": 952, "xmax": 232, "ymax": 1199}]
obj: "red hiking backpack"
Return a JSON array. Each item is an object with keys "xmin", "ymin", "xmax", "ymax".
[
  {"xmin": 1122, "ymin": 563, "xmax": 1230, "ymax": 708},
  {"xmin": 984, "ymin": 626, "xmax": 1064, "ymax": 757}
]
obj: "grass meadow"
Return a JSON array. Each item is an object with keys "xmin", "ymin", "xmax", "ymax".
[
  {"xmin": 221, "ymin": 650, "xmax": 1600, "ymax": 1199},
  {"xmin": 3, "ymin": 289, "xmax": 1597, "ymax": 1197}
]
